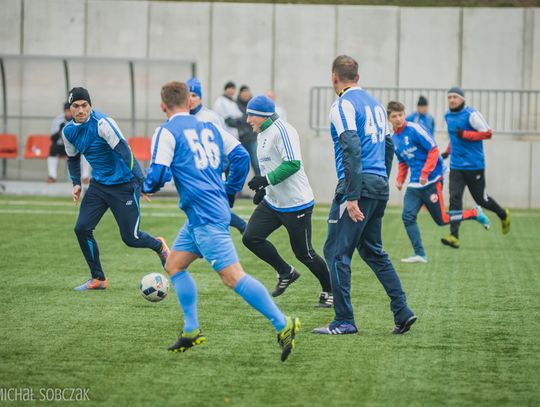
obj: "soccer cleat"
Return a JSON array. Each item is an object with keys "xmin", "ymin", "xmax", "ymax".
[
  {"xmin": 277, "ymin": 317, "xmax": 301, "ymax": 362},
  {"xmin": 501, "ymin": 209, "xmax": 511, "ymax": 235},
  {"xmin": 271, "ymin": 267, "xmax": 300, "ymax": 297},
  {"xmin": 475, "ymin": 206, "xmax": 491, "ymax": 230},
  {"xmin": 312, "ymin": 322, "xmax": 358, "ymax": 335},
  {"xmin": 392, "ymin": 315, "xmax": 417, "ymax": 335},
  {"xmin": 316, "ymin": 292, "xmax": 333, "ymax": 308},
  {"xmin": 74, "ymin": 278, "xmax": 108, "ymax": 291},
  {"xmin": 400, "ymin": 255, "xmax": 428, "ymax": 264},
  {"xmin": 168, "ymin": 329, "xmax": 206, "ymax": 352},
  {"xmin": 441, "ymin": 234, "xmax": 460, "ymax": 249},
  {"xmin": 156, "ymin": 237, "xmax": 170, "ymax": 269}
]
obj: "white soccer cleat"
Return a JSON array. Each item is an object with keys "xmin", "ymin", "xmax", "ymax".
[{"xmin": 400, "ymin": 255, "xmax": 428, "ymax": 264}]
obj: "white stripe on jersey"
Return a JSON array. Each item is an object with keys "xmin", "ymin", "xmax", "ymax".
[
  {"xmin": 97, "ymin": 117, "xmax": 125, "ymax": 149},
  {"xmin": 329, "ymin": 98, "xmax": 356, "ymax": 135},
  {"xmin": 469, "ymin": 111, "xmax": 490, "ymax": 132},
  {"xmin": 62, "ymin": 130, "xmax": 79, "ymax": 157},
  {"xmin": 408, "ymin": 122, "xmax": 435, "ymax": 147},
  {"xmin": 275, "ymin": 119, "xmax": 294, "ymax": 160},
  {"xmin": 151, "ymin": 127, "xmax": 176, "ymax": 166}
]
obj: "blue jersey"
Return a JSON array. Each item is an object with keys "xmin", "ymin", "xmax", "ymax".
[
  {"xmin": 148, "ymin": 112, "xmax": 239, "ymax": 228},
  {"xmin": 406, "ymin": 112, "xmax": 435, "ymax": 137},
  {"xmin": 329, "ymin": 87, "xmax": 389, "ymax": 181},
  {"xmin": 445, "ymin": 106, "xmax": 490, "ymax": 170},
  {"xmin": 393, "ymin": 122, "xmax": 443, "ymax": 188},
  {"xmin": 62, "ymin": 110, "xmax": 133, "ymax": 185}
]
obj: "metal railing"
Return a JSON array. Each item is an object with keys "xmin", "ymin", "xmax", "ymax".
[{"xmin": 310, "ymin": 86, "xmax": 540, "ymax": 136}]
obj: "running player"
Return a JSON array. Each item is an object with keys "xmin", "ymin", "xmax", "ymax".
[
  {"xmin": 388, "ymin": 101, "xmax": 490, "ymax": 263},
  {"xmin": 143, "ymin": 81, "xmax": 299, "ymax": 361},
  {"xmin": 242, "ymin": 95, "xmax": 333, "ymax": 307},
  {"xmin": 441, "ymin": 87, "xmax": 510, "ymax": 248},
  {"xmin": 62, "ymin": 87, "xmax": 168, "ymax": 291}
]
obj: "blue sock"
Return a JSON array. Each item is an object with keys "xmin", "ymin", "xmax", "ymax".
[
  {"xmin": 170, "ymin": 271, "xmax": 199, "ymax": 333},
  {"xmin": 234, "ymin": 275, "xmax": 287, "ymax": 331}
]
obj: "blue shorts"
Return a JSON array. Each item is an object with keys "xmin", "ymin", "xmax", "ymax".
[{"xmin": 172, "ymin": 222, "xmax": 239, "ymax": 272}]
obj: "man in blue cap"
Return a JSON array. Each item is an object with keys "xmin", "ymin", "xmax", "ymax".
[
  {"xmin": 186, "ymin": 77, "xmax": 248, "ymax": 234},
  {"xmin": 441, "ymin": 86, "xmax": 510, "ymax": 248},
  {"xmin": 242, "ymin": 95, "xmax": 333, "ymax": 307}
]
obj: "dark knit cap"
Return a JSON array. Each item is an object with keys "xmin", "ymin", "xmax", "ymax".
[
  {"xmin": 224, "ymin": 81, "xmax": 236, "ymax": 90},
  {"xmin": 447, "ymin": 86, "xmax": 465, "ymax": 100},
  {"xmin": 417, "ymin": 95, "xmax": 428, "ymax": 106},
  {"xmin": 68, "ymin": 87, "xmax": 92, "ymax": 106}
]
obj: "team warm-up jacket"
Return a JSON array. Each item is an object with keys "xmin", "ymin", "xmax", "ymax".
[
  {"xmin": 329, "ymin": 87, "xmax": 394, "ymax": 202},
  {"xmin": 143, "ymin": 113, "xmax": 249, "ymax": 227},
  {"xmin": 444, "ymin": 105, "xmax": 492, "ymax": 171},
  {"xmin": 62, "ymin": 110, "xmax": 144, "ymax": 187},
  {"xmin": 392, "ymin": 121, "xmax": 444, "ymax": 188},
  {"xmin": 257, "ymin": 114, "xmax": 314, "ymax": 212}
]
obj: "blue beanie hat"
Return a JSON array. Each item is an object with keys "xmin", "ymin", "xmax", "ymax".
[
  {"xmin": 186, "ymin": 77, "xmax": 202, "ymax": 98},
  {"xmin": 448, "ymin": 86, "xmax": 465, "ymax": 100},
  {"xmin": 246, "ymin": 95, "xmax": 275, "ymax": 117}
]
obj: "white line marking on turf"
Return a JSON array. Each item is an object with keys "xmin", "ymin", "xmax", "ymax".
[
  {"xmin": 1, "ymin": 207, "xmax": 539, "ymax": 222},
  {"xmin": 0, "ymin": 201, "xmax": 538, "ymax": 218}
]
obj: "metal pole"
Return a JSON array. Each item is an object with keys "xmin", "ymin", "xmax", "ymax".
[
  {"xmin": 0, "ymin": 58, "xmax": 7, "ymax": 179},
  {"xmin": 62, "ymin": 59, "xmax": 70, "ymax": 97},
  {"xmin": 0, "ymin": 58, "xmax": 7, "ymax": 133},
  {"xmin": 129, "ymin": 61, "xmax": 135, "ymax": 136}
]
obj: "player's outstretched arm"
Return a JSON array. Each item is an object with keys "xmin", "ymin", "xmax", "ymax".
[{"xmin": 143, "ymin": 164, "xmax": 171, "ymax": 194}]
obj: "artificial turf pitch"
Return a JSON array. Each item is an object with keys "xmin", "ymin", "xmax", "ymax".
[{"xmin": 0, "ymin": 195, "xmax": 539, "ymax": 406}]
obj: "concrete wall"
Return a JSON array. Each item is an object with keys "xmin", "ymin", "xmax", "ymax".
[{"xmin": 1, "ymin": 0, "xmax": 539, "ymax": 207}]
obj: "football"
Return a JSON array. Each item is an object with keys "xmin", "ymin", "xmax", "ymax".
[{"xmin": 140, "ymin": 273, "xmax": 169, "ymax": 302}]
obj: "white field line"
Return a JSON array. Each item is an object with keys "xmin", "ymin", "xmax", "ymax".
[{"xmin": 0, "ymin": 205, "xmax": 539, "ymax": 220}]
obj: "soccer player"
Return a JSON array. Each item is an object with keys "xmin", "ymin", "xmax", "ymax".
[
  {"xmin": 143, "ymin": 81, "xmax": 300, "ymax": 361},
  {"xmin": 406, "ymin": 96, "xmax": 435, "ymax": 137},
  {"xmin": 313, "ymin": 55, "xmax": 416, "ymax": 335},
  {"xmin": 388, "ymin": 101, "xmax": 490, "ymax": 263},
  {"xmin": 441, "ymin": 87, "xmax": 511, "ymax": 248},
  {"xmin": 62, "ymin": 87, "xmax": 169, "ymax": 291},
  {"xmin": 242, "ymin": 95, "xmax": 333, "ymax": 307},
  {"xmin": 186, "ymin": 77, "xmax": 248, "ymax": 234}
]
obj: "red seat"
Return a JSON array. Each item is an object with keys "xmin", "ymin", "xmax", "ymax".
[
  {"xmin": 128, "ymin": 137, "xmax": 151, "ymax": 161},
  {"xmin": 0, "ymin": 134, "xmax": 18, "ymax": 158},
  {"xmin": 24, "ymin": 134, "xmax": 51, "ymax": 159}
]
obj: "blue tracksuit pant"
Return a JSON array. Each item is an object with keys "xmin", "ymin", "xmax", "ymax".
[
  {"xmin": 402, "ymin": 180, "xmax": 477, "ymax": 257},
  {"xmin": 74, "ymin": 180, "xmax": 162, "ymax": 280},
  {"xmin": 324, "ymin": 197, "xmax": 413, "ymax": 326}
]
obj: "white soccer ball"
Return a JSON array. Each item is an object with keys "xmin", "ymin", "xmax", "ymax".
[{"xmin": 140, "ymin": 272, "xmax": 169, "ymax": 302}]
